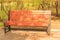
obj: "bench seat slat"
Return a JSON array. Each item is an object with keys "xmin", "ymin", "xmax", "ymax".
[{"xmin": 5, "ymin": 21, "xmax": 49, "ymax": 26}]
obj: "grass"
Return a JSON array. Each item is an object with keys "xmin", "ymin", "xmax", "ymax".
[{"xmin": 0, "ymin": 22, "xmax": 4, "ymax": 27}]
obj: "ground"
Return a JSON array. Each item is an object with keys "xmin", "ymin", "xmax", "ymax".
[{"xmin": 0, "ymin": 20, "xmax": 60, "ymax": 40}]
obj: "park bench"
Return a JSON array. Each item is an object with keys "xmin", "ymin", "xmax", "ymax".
[{"xmin": 4, "ymin": 10, "xmax": 51, "ymax": 35}]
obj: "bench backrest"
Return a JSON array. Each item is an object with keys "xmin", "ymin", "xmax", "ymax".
[{"xmin": 9, "ymin": 10, "xmax": 51, "ymax": 26}]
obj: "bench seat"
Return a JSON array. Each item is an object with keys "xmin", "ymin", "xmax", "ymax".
[{"xmin": 5, "ymin": 21, "xmax": 49, "ymax": 26}]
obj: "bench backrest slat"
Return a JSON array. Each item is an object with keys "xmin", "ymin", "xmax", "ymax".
[{"xmin": 9, "ymin": 10, "xmax": 51, "ymax": 26}]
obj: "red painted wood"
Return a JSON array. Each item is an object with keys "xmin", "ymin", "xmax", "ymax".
[{"xmin": 5, "ymin": 10, "xmax": 50, "ymax": 27}]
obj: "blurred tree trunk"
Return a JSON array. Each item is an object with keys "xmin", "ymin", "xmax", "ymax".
[
  {"xmin": 48, "ymin": 4, "xmax": 50, "ymax": 10},
  {"xmin": 55, "ymin": 0, "xmax": 58, "ymax": 16},
  {"xmin": 38, "ymin": 4, "xmax": 40, "ymax": 10},
  {"xmin": 41, "ymin": 4, "xmax": 44, "ymax": 10},
  {"xmin": 41, "ymin": 1, "xmax": 44, "ymax": 10},
  {"xmin": 38, "ymin": 0, "xmax": 44, "ymax": 10},
  {"xmin": 17, "ymin": 1, "xmax": 20, "ymax": 10},
  {"xmin": 20, "ymin": 1, "xmax": 24, "ymax": 10},
  {"xmin": 1, "ymin": 0, "xmax": 2, "ymax": 10},
  {"xmin": 32, "ymin": 0, "xmax": 34, "ymax": 7}
]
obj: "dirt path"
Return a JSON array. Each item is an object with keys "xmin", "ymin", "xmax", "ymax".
[
  {"xmin": 0, "ymin": 20, "xmax": 60, "ymax": 40},
  {"xmin": 51, "ymin": 20, "xmax": 60, "ymax": 29}
]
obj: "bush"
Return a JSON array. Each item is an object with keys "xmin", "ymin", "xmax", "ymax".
[{"xmin": 0, "ymin": 10, "xmax": 8, "ymax": 21}]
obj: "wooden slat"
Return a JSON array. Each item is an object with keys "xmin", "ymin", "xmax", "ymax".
[{"xmin": 6, "ymin": 10, "xmax": 51, "ymax": 26}]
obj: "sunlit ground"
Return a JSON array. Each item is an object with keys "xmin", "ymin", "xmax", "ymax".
[{"xmin": 0, "ymin": 20, "xmax": 60, "ymax": 40}]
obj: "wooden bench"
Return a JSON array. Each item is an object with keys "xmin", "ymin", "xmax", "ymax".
[{"xmin": 4, "ymin": 10, "xmax": 51, "ymax": 35}]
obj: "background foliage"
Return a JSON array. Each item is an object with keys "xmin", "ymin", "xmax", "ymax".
[{"xmin": 0, "ymin": 0, "xmax": 60, "ymax": 21}]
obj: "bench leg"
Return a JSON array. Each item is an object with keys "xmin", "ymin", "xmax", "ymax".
[
  {"xmin": 4, "ymin": 23, "xmax": 11, "ymax": 33},
  {"xmin": 4, "ymin": 25, "xmax": 11, "ymax": 33},
  {"xmin": 47, "ymin": 14, "xmax": 51, "ymax": 35},
  {"xmin": 4, "ymin": 27, "xmax": 6, "ymax": 33},
  {"xmin": 47, "ymin": 25, "xmax": 50, "ymax": 35},
  {"xmin": 4, "ymin": 23, "xmax": 7, "ymax": 33},
  {"xmin": 8, "ymin": 25, "xmax": 11, "ymax": 31}
]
